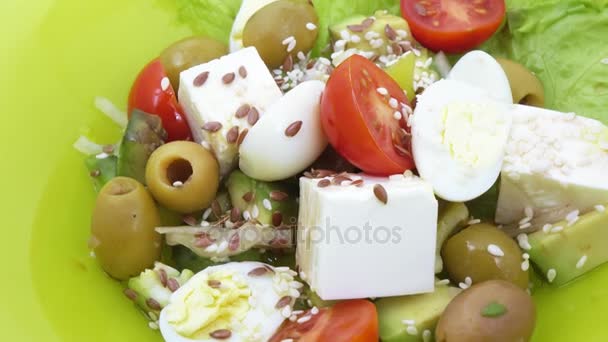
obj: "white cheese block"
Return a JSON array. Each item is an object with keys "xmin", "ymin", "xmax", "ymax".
[
  {"xmin": 297, "ymin": 174, "xmax": 438, "ymax": 300},
  {"xmin": 496, "ymin": 104, "xmax": 608, "ymax": 227},
  {"xmin": 179, "ymin": 47, "xmax": 282, "ymax": 177}
]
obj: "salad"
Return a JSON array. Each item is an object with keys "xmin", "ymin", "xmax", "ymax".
[{"xmin": 76, "ymin": 0, "xmax": 608, "ymax": 341}]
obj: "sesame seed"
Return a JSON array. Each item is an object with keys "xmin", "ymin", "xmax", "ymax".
[
  {"xmin": 402, "ymin": 319, "xmax": 416, "ymax": 325},
  {"xmin": 297, "ymin": 51, "xmax": 306, "ymax": 61},
  {"xmin": 95, "ymin": 152, "xmax": 109, "ymax": 159},
  {"xmin": 364, "ymin": 31, "xmax": 379, "ymax": 41},
  {"xmin": 436, "ymin": 279, "xmax": 450, "ymax": 286},
  {"xmin": 340, "ymin": 30, "xmax": 351, "ymax": 40},
  {"xmin": 205, "ymin": 243, "xmax": 218, "ymax": 252},
  {"xmin": 148, "ymin": 321, "xmax": 159, "ymax": 330},
  {"xmin": 281, "ymin": 339, "xmax": 294, "ymax": 342},
  {"xmin": 161, "ymin": 77, "xmax": 170, "ymax": 91},
  {"xmin": 542, "ymin": 223, "xmax": 552, "ymax": 233},
  {"xmin": 287, "ymin": 40, "xmax": 297, "ymax": 53},
  {"xmin": 282, "ymin": 36, "xmax": 295, "ymax": 45},
  {"xmin": 288, "ymin": 315, "xmax": 297, "ymax": 322},
  {"xmin": 459, "ymin": 282, "xmax": 470, "ymax": 290},
  {"xmin": 487, "ymin": 244, "xmax": 505, "ymax": 257},
  {"xmin": 370, "ymin": 39, "xmax": 384, "ymax": 49},
  {"xmin": 376, "ymin": 87, "xmax": 389, "ymax": 96},
  {"xmin": 519, "ymin": 222, "xmax": 532, "ymax": 230},
  {"xmin": 468, "ymin": 219, "xmax": 481, "ymax": 225},
  {"xmin": 595, "ymin": 204, "xmax": 606, "ymax": 212},
  {"xmin": 547, "ymin": 269, "xmax": 557, "ymax": 283},
  {"xmin": 306, "ymin": 22, "xmax": 317, "ymax": 31},
  {"xmin": 519, "ymin": 216, "xmax": 532, "ymax": 225},
  {"xmin": 243, "ymin": 210, "xmax": 251, "ymax": 221},
  {"xmin": 521, "ymin": 259, "xmax": 530, "ymax": 271},
  {"xmin": 524, "ymin": 206, "xmax": 534, "ymax": 218},
  {"xmin": 311, "ymin": 306, "xmax": 319, "ymax": 315},
  {"xmin": 200, "ymin": 221, "xmax": 210, "ymax": 227},
  {"xmin": 551, "ymin": 226, "xmax": 564, "ymax": 233},
  {"xmin": 406, "ymin": 325, "xmax": 418, "ymax": 336},
  {"xmin": 297, "ymin": 315, "xmax": 312, "ymax": 324},
  {"xmin": 566, "ymin": 209, "xmax": 580, "ymax": 222},
  {"xmin": 517, "ymin": 233, "xmax": 532, "ymax": 251},
  {"xmin": 172, "ymin": 181, "xmax": 184, "ymax": 188},
  {"xmin": 403, "ymin": 170, "xmax": 414, "ymax": 178},
  {"xmin": 396, "ymin": 29, "xmax": 408, "ymax": 38},
  {"xmin": 393, "ymin": 111, "xmax": 402, "ymax": 120},
  {"xmin": 465, "ymin": 276, "xmax": 472, "ymax": 285},
  {"xmin": 251, "ymin": 205, "xmax": 260, "ymax": 219},
  {"xmin": 262, "ymin": 199, "xmax": 272, "ymax": 211},
  {"xmin": 351, "ymin": 35, "xmax": 361, "ymax": 43},
  {"xmin": 523, "ymin": 253, "xmax": 530, "ymax": 260},
  {"xmin": 389, "ymin": 98, "xmax": 399, "ymax": 108},
  {"xmin": 281, "ymin": 305, "xmax": 293, "ymax": 318},
  {"xmin": 576, "ymin": 255, "xmax": 588, "ymax": 269}
]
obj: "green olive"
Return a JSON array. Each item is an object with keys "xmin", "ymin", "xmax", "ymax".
[
  {"xmin": 442, "ymin": 223, "xmax": 529, "ymax": 289},
  {"xmin": 436, "ymin": 280, "xmax": 536, "ymax": 342},
  {"xmin": 160, "ymin": 36, "xmax": 228, "ymax": 91},
  {"xmin": 145, "ymin": 141, "xmax": 219, "ymax": 214},
  {"xmin": 496, "ymin": 58, "xmax": 545, "ymax": 107},
  {"xmin": 243, "ymin": 0, "xmax": 319, "ymax": 68},
  {"xmin": 90, "ymin": 177, "xmax": 162, "ymax": 280}
]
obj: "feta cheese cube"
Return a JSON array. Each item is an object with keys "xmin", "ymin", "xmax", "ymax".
[
  {"xmin": 297, "ymin": 174, "xmax": 438, "ymax": 300},
  {"xmin": 496, "ymin": 105, "xmax": 608, "ymax": 227},
  {"xmin": 179, "ymin": 47, "xmax": 283, "ymax": 177}
]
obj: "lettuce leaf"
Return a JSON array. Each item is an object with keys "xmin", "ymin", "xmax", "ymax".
[
  {"xmin": 175, "ymin": 0, "xmax": 401, "ymax": 56},
  {"xmin": 483, "ymin": 0, "xmax": 608, "ymax": 124}
]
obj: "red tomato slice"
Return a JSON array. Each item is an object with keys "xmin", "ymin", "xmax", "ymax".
[
  {"xmin": 269, "ymin": 300, "xmax": 378, "ymax": 342},
  {"xmin": 401, "ymin": 0, "xmax": 506, "ymax": 53},
  {"xmin": 128, "ymin": 59, "xmax": 192, "ymax": 141},
  {"xmin": 320, "ymin": 55, "xmax": 414, "ymax": 176}
]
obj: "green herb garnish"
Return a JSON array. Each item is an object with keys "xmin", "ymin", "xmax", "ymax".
[{"xmin": 481, "ymin": 302, "xmax": 507, "ymax": 318}]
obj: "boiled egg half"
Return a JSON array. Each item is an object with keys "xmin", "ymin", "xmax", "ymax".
[
  {"xmin": 159, "ymin": 262, "xmax": 301, "ymax": 342},
  {"xmin": 411, "ymin": 79, "xmax": 513, "ymax": 202}
]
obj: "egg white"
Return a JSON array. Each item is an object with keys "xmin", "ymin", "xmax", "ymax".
[
  {"xmin": 448, "ymin": 50, "xmax": 513, "ymax": 104},
  {"xmin": 411, "ymin": 79, "xmax": 513, "ymax": 202},
  {"xmin": 159, "ymin": 262, "xmax": 296, "ymax": 342},
  {"xmin": 239, "ymin": 80, "xmax": 327, "ymax": 181}
]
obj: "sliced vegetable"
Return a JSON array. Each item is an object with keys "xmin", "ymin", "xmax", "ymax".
[
  {"xmin": 321, "ymin": 55, "xmax": 414, "ymax": 175},
  {"xmin": 400, "ymin": 0, "xmax": 506, "ymax": 53},
  {"xmin": 117, "ymin": 110, "xmax": 167, "ymax": 184},
  {"xmin": 435, "ymin": 202, "xmax": 469, "ymax": 273},
  {"xmin": 128, "ymin": 59, "xmax": 192, "ymax": 141}
]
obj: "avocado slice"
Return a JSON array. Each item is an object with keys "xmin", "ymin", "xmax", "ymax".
[
  {"xmin": 528, "ymin": 205, "xmax": 608, "ymax": 286},
  {"xmin": 376, "ymin": 285, "xmax": 461, "ymax": 342},
  {"xmin": 435, "ymin": 202, "xmax": 469, "ymax": 274},
  {"xmin": 117, "ymin": 110, "xmax": 167, "ymax": 184},
  {"xmin": 126, "ymin": 262, "xmax": 194, "ymax": 320},
  {"xmin": 85, "ymin": 154, "xmax": 117, "ymax": 193},
  {"xmin": 226, "ymin": 170, "xmax": 298, "ymax": 226}
]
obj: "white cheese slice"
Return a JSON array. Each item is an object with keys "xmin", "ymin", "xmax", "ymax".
[
  {"xmin": 179, "ymin": 47, "xmax": 282, "ymax": 177},
  {"xmin": 496, "ymin": 104, "xmax": 608, "ymax": 227},
  {"xmin": 297, "ymin": 174, "xmax": 438, "ymax": 300}
]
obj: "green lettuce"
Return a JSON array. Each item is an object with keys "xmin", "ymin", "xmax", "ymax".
[
  {"xmin": 483, "ymin": 0, "xmax": 608, "ymax": 124},
  {"xmin": 175, "ymin": 0, "xmax": 400, "ymax": 56}
]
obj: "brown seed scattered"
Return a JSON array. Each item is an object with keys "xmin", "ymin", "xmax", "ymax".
[
  {"xmin": 347, "ymin": 24, "xmax": 365, "ymax": 32},
  {"xmin": 399, "ymin": 40, "xmax": 413, "ymax": 51},
  {"xmin": 207, "ymin": 279, "xmax": 222, "ymax": 288},
  {"xmin": 272, "ymin": 211, "xmax": 283, "ymax": 227},
  {"xmin": 247, "ymin": 107, "xmax": 259, "ymax": 125},
  {"xmin": 102, "ymin": 144, "xmax": 115, "ymax": 154},
  {"xmin": 332, "ymin": 175, "xmax": 352, "ymax": 185},
  {"xmin": 124, "ymin": 289, "xmax": 138, "ymax": 301},
  {"xmin": 157, "ymin": 268, "xmax": 168, "ymax": 287},
  {"xmin": 211, "ymin": 200, "xmax": 222, "ymax": 217},
  {"xmin": 275, "ymin": 78, "xmax": 285, "ymax": 86},
  {"xmin": 229, "ymin": 233, "xmax": 240, "ymax": 251},
  {"xmin": 394, "ymin": 144, "xmax": 412, "ymax": 157},
  {"xmin": 193, "ymin": 71, "xmax": 210, "ymax": 86},
  {"xmin": 283, "ymin": 54, "xmax": 294, "ymax": 72},
  {"xmin": 351, "ymin": 179, "xmax": 364, "ymax": 187},
  {"xmin": 183, "ymin": 215, "xmax": 197, "ymax": 226},
  {"xmin": 226, "ymin": 126, "xmax": 239, "ymax": 144},
  {"xmin": 370, "ymin": 54, "xmax": 380, "ymax": 63},
  {"xmin": 275, "ymin": 296, "xmax": 293, "ymax": 309},
  {"xmin": 230, "ymin": 207, "xmax": 241, "ymax": 223},
  {"xmin": 373, "ymin": 184, "xmax": 388, "ymax": 204},
  {"xmin": 248, "ymin": 267, "xmax": 270, "ymax": 277},
  {"xmin": 90, "ymin": 169, "xmax": 101, "ymax": 178},
  {"xmin": 194, "ymin": 233, "xmax": 215, "ymax": 248},
  {"xmin": 303, "ymin": 171, "xmax": 315, "ymax": 178},
  {"xmin": 222, "ymin": 72, "xmax": 236, "ymax": 84},
  {"xmin": 237, "ymin": 128, "xmax": 249, "ymax": 146},
  {"xmin": 361, "ymin": 17, "xmax": 375, "ymax": 28},
  {"xmin": 306, "ymin": 59, "xmax": 317, "ymax": 69},
  {"xmin": 242, "ymin": 191, "xmax": 255, "ymax": 202},
  {"xmin": 392, "ymin": 42, "xmax": 404, "ymax": 55},
  {"xmin": 314, "ymin": 169, "xmax": 336, "ymax": 178},
  {"xmin": 202, "ymin": 121, "xmax": 223, "ymax": 132},
  {"xmin": 270, "ymin": 191, "xmax": 289, "ymax": 201},
  {"xmin": 146, "ymin": 298, "xmax": 162, "ymax": 311},
  {"xmin": 385, "ymin": 24, "xmax": 397, "ymax": 41},
  {"xmin": 238, "ymin": 66, "xmax": 248, "ymax": 78},
  {"xmin": 235, "ymin": 104, "xmax": 251, "ymax": 118},
  {"xmin": 210, "ymin": 329, "xmax": 232, "ymax": 340},
  {"xmin": 167, "ymin": 278, "xmax": 180, "ymax": 292},
  {"xmin": 317, "ymin": 179, "xmax": 331, "ymax": 188},
  {"xmin": 285, "ymin": 120, "xmax": 303, "ymax": 137}
]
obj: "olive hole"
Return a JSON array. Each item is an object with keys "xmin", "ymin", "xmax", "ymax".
[{"xmin": 167, "ymin": 158, "xmax": 193, "ymax": 184}]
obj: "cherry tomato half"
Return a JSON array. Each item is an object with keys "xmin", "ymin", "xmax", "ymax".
[
  {"xmin": 269, "ymin": 300, "xmax": 378, "ymax": 342},
  {"xmin": 401, "ymin": 0, "xmax": 506, "ymax": 53},
  {"xmin": 128, "ymin": 59, "xmax": 192, "ymax": 141},
  {"xmin": 320, "ymin": 55, "xmax": 414, "ymax": 176}
]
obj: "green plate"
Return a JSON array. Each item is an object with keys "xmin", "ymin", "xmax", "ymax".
[{"xmin": 0, "ymin": 0, "xmax": 607, "ymax": 341}]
